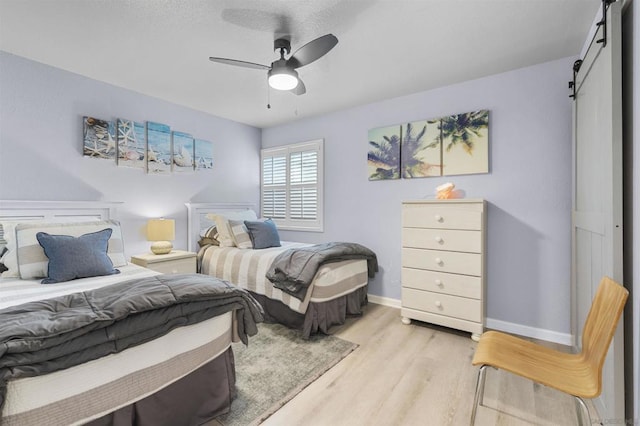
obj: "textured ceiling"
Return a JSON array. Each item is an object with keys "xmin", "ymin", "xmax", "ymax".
[{"xmin": 0, "ymin": 0, "xmax": 600, "ymax": 128}]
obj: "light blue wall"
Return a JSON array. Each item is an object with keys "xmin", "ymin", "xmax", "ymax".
[
  {"xmin": 0, "ymin": 51, "xmax": 261, "ymax": 257},
  {"xmin": 263, "ymin": 57, "xmax": 575, "ymax": 337}
]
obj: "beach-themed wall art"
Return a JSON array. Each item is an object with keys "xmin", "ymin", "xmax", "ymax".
[
  {"xmin": 83, "ymin": 114, "xmax": 214, "ymax": 174},
  {"xmin": 194, "ymin": 139, "xmax": 214, "ymax": 171},
  {"xmin": 146, "ymin": 122, "xmax": 172, "ymax": 174},
  {"xmin": 172, "ymin": 131, "xmax": 194, "ymax": 172},
  {"xmin": 367, "ymin": 124, "xmax": 401, "ymax": 180},
  {"xmin": 369, "ymin": 109, "xmax": 489, "ymax": 180},
  {"xmin": 116, "ymin": 119, "xmax": 146, "ymax": 169},
  {"xmin": 83, "ymin": 117, "xmax": 116, "ymax": 160}
]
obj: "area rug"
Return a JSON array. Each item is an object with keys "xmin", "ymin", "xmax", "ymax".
[{"xmin": 216, "ymin": 322, "xmax": 358, "ymax": 426}]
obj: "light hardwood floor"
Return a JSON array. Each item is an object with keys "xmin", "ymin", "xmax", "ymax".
[{"xmin": 261, "ymin": 303, "xmax": 592, "ymax": 426}]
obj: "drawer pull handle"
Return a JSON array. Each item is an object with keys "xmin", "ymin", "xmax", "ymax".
[
  {"xmin": 435, "ymin": 301, "xmax": 442, "ymax": 308},
  {"xmin": 435, "ymin": 258, "xmax": 443, "ymax": 266},
  {"xmin": 435, "ymin": 215, "xmax": 443, "ymax": 222},
  {"xmin": 435, "ymin": 279, "xmax": 443, "ymax": 287},
  {"xmin": 435, "ymin": 236, "xmax": 444, "ymax": 244}
]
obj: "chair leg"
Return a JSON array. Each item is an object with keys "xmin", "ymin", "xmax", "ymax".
[
  {"xmin": 470, "ymin": 365, "xmax": 488, "ymax": 426},
  {"xmin": 574, "ymin": 396, "xmax": 592, "ymax": 426}
]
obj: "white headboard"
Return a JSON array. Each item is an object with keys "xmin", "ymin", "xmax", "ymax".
[
  {"xmin": 0, "ymin": 200, "xmax": 123, "ymax": 245},
  {"xmin": 0, "ymin": 200, "xmax": 121, "ymax": 221},
  {"xmin": 185, "ymin": 202, "xmax": 257, "ymax": 252}
]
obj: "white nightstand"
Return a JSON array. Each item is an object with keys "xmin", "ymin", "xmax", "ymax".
[{"xmin": 130, "ymin": 250, "xmax": 197, "ymax": 274}]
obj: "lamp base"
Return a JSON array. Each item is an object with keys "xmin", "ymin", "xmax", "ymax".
[{"xmin": 150, "ymin": 241, "xmax": 173, "ymax": 255}]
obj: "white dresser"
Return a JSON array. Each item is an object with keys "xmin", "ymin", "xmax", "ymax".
[{"xmin": 400, "ymin": 199, "xmax": 486, "ymax": 340}]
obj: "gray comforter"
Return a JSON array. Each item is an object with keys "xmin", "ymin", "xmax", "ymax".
[
  {"xmin": 0, "ymin": 273, "xmax": 263, "ymax": 410},
  {"xmin": 266, "ymin": 242, "xmax": 378, "ymax": 300}
]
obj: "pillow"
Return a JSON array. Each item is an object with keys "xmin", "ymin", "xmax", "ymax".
[
  {"xmin": 207, "ymin": 210, "xmax": 258, "ymax": 247},
  {"xmin": 0, "ymin": 247, "xmax": 7, "ymax": 273},
  {"xmin": 244, "ymin": 219, "xmax": 281, "ymax": 249},
  {"xmin": 198, "ymin": 225, "xmax": 220, "ymax": 248},
  {"xmin": 37, "ymin": 229, "xmax": 120, "ymax": 284},
  {"xmin": 15, "ymin": 220, "xmax": 127, "ymax": 279},
  {"xmin": 228, "ymin": 219, "xmax": 253, "ymax": 249},
  {"xmin": 0, "ymin": 221, "xmax": 20, "ymax": 278}
]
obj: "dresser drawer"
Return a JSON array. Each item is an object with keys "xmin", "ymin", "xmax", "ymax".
[
  {"xmin": 402, "ymin": 248, "xmax": 482, "ymax": 276},
  {"xmin": 402, "ymin": 288, "xmax": 481, "ymax": 322},
  {"xmin": 403, "ymin": 203, "xmax": 482, "ymax": 230},
  {"xmin": 146, "ymin": 257, "xmax": 196, "ymax": 274},
  {"xmin": 402, "ymin": 228, "xmax": 482, "ymax": 253},
  {"xmin": 402, "ymin": 268, "xmax": 481, "ymax": 299}
]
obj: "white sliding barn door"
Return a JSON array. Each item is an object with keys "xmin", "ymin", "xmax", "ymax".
[{"xmin": 572, "ymin": 1, "xmax": 624, "ymax": 420}]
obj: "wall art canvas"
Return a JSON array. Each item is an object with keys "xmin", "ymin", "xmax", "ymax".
[
  {"xmin": 116, "ymin": 119, "xmax": 146, "ymax": 169},
  {"xmin": 83, "ymin": 116, "xmax": 116, "ymax": 160},
  {"xmin": 172, "ymin": 131, "xmax": 194, "ymax": 172},
  {"xmin": 194, "ymin": 139, "xmax": 213, "ymax": 171},
  {"xmin": 146, "ymin": 122, "xmax": 171, "ymax": 174},
  {"xmin": 401, "ymin": 120, "xmax": 442, "ymax": 178},
  {"xmin": 439, "ymin": 110, "xmax": 489, "ymax": 176},
  {"xmin": 367, "ymin": 124, "xmax": 401, "ymax": 180}
]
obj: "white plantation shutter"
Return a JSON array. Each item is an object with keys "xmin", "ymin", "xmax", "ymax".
[
  {"xmin": 262, "ymin": 153, "xmax": 287, "ymax": 219},
  {"xmin": 261, "ymin": 140, "xmax": 323, "ymax": 231}
]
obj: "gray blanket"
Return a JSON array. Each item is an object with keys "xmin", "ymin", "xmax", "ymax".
[
  {"xmin": 0, "ymin": 273, "xmax": 263, "ymax": 411},
  {"xmin": 266, "ymin": 242, "xmax": 378, "ymax": 301}
]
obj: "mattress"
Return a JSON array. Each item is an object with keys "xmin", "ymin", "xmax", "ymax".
[
  {"xmin": 0, "ymin": 264, "xmax": 234, "ymax": 426},
  {"xmin": 0, "ymin": 263, "xmax": 158, "ymax": 309},
  {"xmin": 201, "ymin": 242, "xmax": 368, "ymax": 314}
]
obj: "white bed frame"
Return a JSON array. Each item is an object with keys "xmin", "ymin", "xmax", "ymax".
[
  {"xmin": 0, "ymin": 200, "xmax": 122, "ymax": 243},
  {"xmin": 185, "ymin": 202, "xmax": 256, "ymax": 252},
  {"xmin": 0, "ymin": 200, "xmax": 121, "ymax": 221}
]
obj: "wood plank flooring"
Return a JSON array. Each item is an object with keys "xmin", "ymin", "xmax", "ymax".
[{"xmin": 260, "ymin": 303, "xmax": 591, "ymax": 426}]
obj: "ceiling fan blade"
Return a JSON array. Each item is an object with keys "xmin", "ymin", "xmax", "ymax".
[
  {"xmin": 290, "ymin": 78, "xmax": 306, "ymax": 95},
  {"xmin": 208, "ymin": 57, "xmax": 270, "ymax": 70},
  {"xmin": 287, "ymin": 34, "xmax": 338, "ymax": 69}
]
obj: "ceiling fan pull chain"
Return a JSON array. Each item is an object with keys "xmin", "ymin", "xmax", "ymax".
[{"xmin": 266, "ymin": 78, "xmax": 271, "ymax": 109}]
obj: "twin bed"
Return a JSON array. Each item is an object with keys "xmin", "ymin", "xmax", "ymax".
[
  {"xmin": 0, "ymin": 201, "xmax": 377, "ymax": 425},
  {"xmin": 0, "ymin": 201, "xmax": 262, "ymax": 426},
  {"xmin": 186, "ymin": 203, "xmax": 376, "ymax": 339}
]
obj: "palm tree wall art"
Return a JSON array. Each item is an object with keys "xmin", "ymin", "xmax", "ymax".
[
  {"xmin": 368, "ymin": 109, "xmax": 489, "ymax": 180},
  {"xmin": 368, "ymin": 125, "xmax": 402, "ymax": 180}
]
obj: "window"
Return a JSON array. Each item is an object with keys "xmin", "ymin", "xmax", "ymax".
[{"xmin": 261, "ymin": 139, "xmax": 323, "ymax": 232}]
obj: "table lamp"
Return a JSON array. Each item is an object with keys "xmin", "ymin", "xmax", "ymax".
[{"xmin": 147, "ymin": 218, "xmax": 175, "ymax": 255}]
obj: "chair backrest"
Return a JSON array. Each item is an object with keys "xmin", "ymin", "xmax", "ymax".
[{"xmin": 580, "ymin": 277, "xmax": 629, "ymax": 384}]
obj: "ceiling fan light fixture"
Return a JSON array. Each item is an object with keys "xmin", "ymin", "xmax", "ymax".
[{"xmin": 268, "ymin": 67, "xmax": 299, "ymax": 91}]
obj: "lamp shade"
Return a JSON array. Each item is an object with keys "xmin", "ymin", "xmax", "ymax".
[
  {"xmin": 268, "ymin": 66, "xmax": 299, "ymax": 91},
  {"xmin": 147, "ymin": 218, "xmax": 175, "ymax": 254}
]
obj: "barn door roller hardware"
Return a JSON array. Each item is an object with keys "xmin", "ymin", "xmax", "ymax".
[
  {"xmin": 595, "ymin": 0, "xmax": 616, "ymax": 47},
  {"xmin": 568, "ymin": 60, "xmax": 583, "ymax": 99},
  {"xmin": 568, "ymin": 0, "xmax": 616, "ymax": 99}
]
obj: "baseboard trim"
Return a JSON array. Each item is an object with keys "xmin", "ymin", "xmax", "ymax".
[
  {"xmin": 367, "ymin": 295, "xmax": 573, "ymax": 346},
  {"xmin": 367, "ymin": 294, "xmax": 401, "ymax": 309},
  {"xmin": 485, "ymin": 318, "xmax": 574, "ymax": 346}
]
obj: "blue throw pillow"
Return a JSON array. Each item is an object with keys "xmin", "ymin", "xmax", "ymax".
[
  {"xmin": 244, "ymin": 219, "xmax": 281, "ymax": 249},
  {"xmin": 36, "ymin": 228, "xmax": 120, "ymax": 284}
]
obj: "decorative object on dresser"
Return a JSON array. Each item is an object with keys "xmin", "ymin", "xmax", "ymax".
[
  {"xmin": 401, "ymin": 199, "xmax": 486, "ymax": 341},
  {"xmin": 131, "ymin": 250, "xmax": 196, "ymax": 274},
  {"xmin": 146, "ymin": 218, "xmax": 175, "ymax": 254}
]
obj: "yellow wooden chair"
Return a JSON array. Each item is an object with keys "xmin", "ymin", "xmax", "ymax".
[{"xmin": 470, "ymin": 276, "xmax": 628, "ymax": 425}]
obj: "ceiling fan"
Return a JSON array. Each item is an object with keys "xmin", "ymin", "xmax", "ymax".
[{"xmin": 209, "ymin": 34, "xmax": 338, "ymax": 95}]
